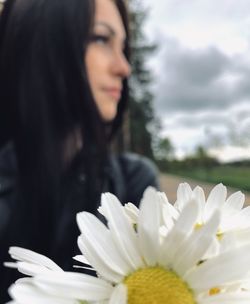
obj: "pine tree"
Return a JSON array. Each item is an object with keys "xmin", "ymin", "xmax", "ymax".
[{"xmin": 128, "ymin": 0, "xmax": 157, "ymax": 160}]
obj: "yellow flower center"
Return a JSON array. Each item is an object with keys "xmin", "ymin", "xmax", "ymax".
[{"xmin": 124, "ymin": 267, "xmax": 196, "ymax": 304}]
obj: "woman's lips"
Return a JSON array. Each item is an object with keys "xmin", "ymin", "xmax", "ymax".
[{"xmin": 103, "ymin": 87, "xmax": 121, "ymax": 100}]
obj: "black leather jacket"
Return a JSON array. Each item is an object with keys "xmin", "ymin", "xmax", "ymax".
[{"xmin": 0, "ymin": 143, "xmax": 159, "ymax": 302}]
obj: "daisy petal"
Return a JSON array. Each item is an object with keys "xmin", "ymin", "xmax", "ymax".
[
  {"xmin": 204, "ymin": 184, "xmax": 226, "ymax": 221},
  {"xmin": 221, "ymin": 229, "xmax": 250, "ymax": 258},
  {"xmin": 159, "ymin": 200, "xmax": 199, "ymax": 266},
  {"xmin": 73, "ymin": 255, "xmax": 91, "ymax": 265},
  {"xmin": 174, "ymin": 183, "xmax": 192, "ymax": 210},
  {"xmin": 185, "ymin": 243, "xmax": 250, "ymax": 292},
  {"xmin": 159, "ymin": 192, "xmax": 179, "ymax": 219},
  {"xmin": 8, "ymin": 247, "xmax": 62, "ymax": 272},
  {"xmin": 225, "ymin": 191, "xmax": 245, "ymax": 212},
  {"xmin": 77, "ymin": 212, "xmax": 132, "ymax": 275},
  {"xmin": 101, "ymin": 193, "xmax": 143, "ymax": 270},
  {"xmin": 124, "ymin": 203, "xmax": 139, "ymax": 224},
  {"xmin": 138, "ymin": 187, "xmax": 161, "ymax": 266},
  {"xmin": 160, "ymin": 192, "xmax": 179, "ymax": 230},
  {"xmin": 9, "ymin": 282, "xmax": 74, "ymax": 304},
  {"xmin": 174, "ymin": 210, "xmax": 221, "ymax": 276},
  {"xmin": 6, "ymin": 261, "xmax": 55, "ymax": 277},
  {"xmin": 201, "ymin": 292, "xmax": 250, "ymax": 303},
  {"xmin": 193, "ymin": 186, "xmax": 206, "ymax": 221},
  {"xmin": 109, "ymin": 284, "xmax": 127, "ymax": 304},
  {"xmin": 233, "ymin": 206, "xmax": 250, "ymax": 229},
  {"xmin": 77, "ymin": 236, "xmax": 122, "ymax": 283},
  {"xmin": 35, "ymin": 272, "xmax": 113, "ymax": 301}
]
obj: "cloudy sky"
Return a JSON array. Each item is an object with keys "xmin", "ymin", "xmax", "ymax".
[{"xmin": 141, "ymin": 0, "xmax": 250, "ymax": 162}]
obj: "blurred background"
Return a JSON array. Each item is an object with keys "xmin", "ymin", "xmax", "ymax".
[{"xmin": 127, "ymin": 0, "xmax": 250, "ymax": 198}]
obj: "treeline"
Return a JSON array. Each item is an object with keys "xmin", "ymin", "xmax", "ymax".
[
  {"xmin": 155, "ymin": 145, "xmax": 219, "ymax": 172},
  {"xmin": 156, "ymin": 144, "xmax": 250, "ymax": 192}
]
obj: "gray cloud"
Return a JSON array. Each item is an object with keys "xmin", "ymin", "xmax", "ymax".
[
  {"xmin": 152, "ymin": 36, "xmax": 250, "ymax": 117},
  {"xmin": 153, "ymin": 39, "xmax": 250, "ymax": 149},
  {"xmin": 164, "ymin": 112, "xmax": 232, "ymax": 129},
  {"xmin": 163, "ymin": 43, "xmax": 229, "ymax": 85}
]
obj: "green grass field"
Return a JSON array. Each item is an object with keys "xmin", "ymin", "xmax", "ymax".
[{"xmin": 171, "ymin": 166, "xmax": 250, "ymax": 192}]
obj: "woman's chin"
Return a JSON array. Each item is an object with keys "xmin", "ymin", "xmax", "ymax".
[{"xmin": 100, "ymin": 108, "xmax": 118, "ymax": 122}]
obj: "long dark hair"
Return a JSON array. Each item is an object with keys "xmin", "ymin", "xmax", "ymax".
[{"xmin": 0, "ymin": 0, "xmax": 130, "ymax": 252}]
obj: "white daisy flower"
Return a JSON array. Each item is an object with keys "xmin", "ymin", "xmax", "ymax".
[
  {"xmin": 124, "ymin": 187, "xmax": 178, "ymax": 233},
  {"xmin": 174, "ymin": 182, "xmax": 249, "ymax": 233},
  {"xmin": 174, "ymin": 183, "xmax": 250, "ymax": 254},
  {"xmin": 8, "ymin": 188, "xmax": 250, "ymax": 304},
  {"xmin": 101, "ymin": 186, "xmax": 178, "ymax": 231},
  {"xmin": 175, "ymin": 183, "xmax": 227, "ymax": 224}
]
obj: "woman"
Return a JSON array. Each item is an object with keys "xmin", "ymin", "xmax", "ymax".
[{"xmin": 0, "ymin": 0, "xmax": 159, "ymax": 301}]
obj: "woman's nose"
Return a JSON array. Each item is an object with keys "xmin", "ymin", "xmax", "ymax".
[{"xmin": 112, "ymin": 51, "xmax": 131, "ymax": 78}]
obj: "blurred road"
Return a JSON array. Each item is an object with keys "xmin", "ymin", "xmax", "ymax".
[{"xmin": 159, "ymin": 173, "xmax": 250, "ymax": 206}]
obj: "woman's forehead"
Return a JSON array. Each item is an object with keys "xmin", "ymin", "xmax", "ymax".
[{"xmin": 94, "ymin": 0, "xmax": 126, "ymax": 39}]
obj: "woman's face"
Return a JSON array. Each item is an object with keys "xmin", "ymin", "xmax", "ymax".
[{"xmin": 85, "ymin": 0, "xmax": 131, "ymax": 122}]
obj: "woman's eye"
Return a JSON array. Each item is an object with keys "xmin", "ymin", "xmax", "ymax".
[{"xmin": 90, "ymin": 34, "xmax": 110, "ymax": 45}]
